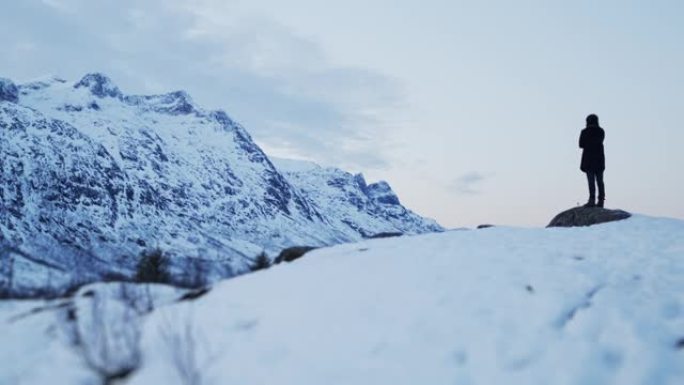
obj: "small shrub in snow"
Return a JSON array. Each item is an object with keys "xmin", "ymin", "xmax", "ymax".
[
  {"xmin": 135, "ymin": 248, "xmax": 170, "ymax": 284},
  {"xmin": 250, "ymin": 251, "xmax": 271, "ymax": 272}
]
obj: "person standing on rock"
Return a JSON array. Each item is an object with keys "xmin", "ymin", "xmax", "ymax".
[{"xmin": 579, "ymin": 114, "xmax": 605, "ymax": 207}]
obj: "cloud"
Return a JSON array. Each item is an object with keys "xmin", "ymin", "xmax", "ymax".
[
  {"xmin": 0, "ymin": 0, "xmax": 403, "ymax": 170},
  {"xmin": 450, "ymin": 172, "xmax": 490, "ymax": 195}
]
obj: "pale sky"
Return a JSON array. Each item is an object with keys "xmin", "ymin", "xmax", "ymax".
[{"xmin": 1, "ymin": 0, "xmax": 682, "ymax": 228}]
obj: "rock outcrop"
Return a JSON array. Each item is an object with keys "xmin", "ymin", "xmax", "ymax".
[{"xmin": 547, "ymin": 207, "xmax": 631, "ymax": 228}]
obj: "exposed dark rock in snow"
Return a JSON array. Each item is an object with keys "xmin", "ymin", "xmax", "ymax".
[
  {"xmin": 176, "ymin": 287, "xmax": 211, "ymax": 302},
  {"xmin": 675, "ymin": 338, "xmax": 684, "ymax": 350},
  {"xmin": 274, "ymin": 246, "xmax": 317, "ymax": 264},
  {"xmin": 366, "ymin": 181, "xmax": 401, "ymax": 205},
  {"xmin": 366, "ymin": 232, "xmax": 403, "ymax": 239},
  {"xmin": 0, "ymin": 77, "xmax": 18, "ymax": 103},
  {"xmin": 74, "ymin": 73, "xmax": 122, "ymax": 98},
  {"xmin": 547, "ymin": 207, "xmax": 631, "ymax": 228}
]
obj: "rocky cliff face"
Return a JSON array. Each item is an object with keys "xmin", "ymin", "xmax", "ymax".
[{"xmin": 0, "ymin": 73, "xmax": 442, "ymax": 295}]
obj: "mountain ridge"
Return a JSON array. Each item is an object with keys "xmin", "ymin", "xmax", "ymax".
[{"xmin": 0, "ymin": 72, "xmax": 442, "ymax": 296}]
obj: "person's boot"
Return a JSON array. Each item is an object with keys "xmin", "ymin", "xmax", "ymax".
[
  {"xmin": 596, "ymin": 198, "xmax": 604, "ymax": 208},
  {"xmin": 583, "ymin": 199, "xmax": 595, "ymax": 208}
]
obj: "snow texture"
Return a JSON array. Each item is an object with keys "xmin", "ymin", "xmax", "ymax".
[
  {"xmin": 1, "ymin": 214, "xmax": 683, "ymax": 384},
  {"xmin": 0, "ymin": 73, "xmax": 442, "ymax": 295}
]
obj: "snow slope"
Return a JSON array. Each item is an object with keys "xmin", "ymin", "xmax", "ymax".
[
  {"xmin": 0, "ymin": 73, "xmax": 441, "ymax": 295},
  {"xmin": 2, "ymin": 214, "xmax": 683, "ymax": 384}
]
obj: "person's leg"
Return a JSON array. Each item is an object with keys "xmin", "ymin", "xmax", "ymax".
[
  {"xmin": 585, "ymin": 172, "xmax": 596, "ymax": 207},
  {"xmin": 596, "ymin": 171, "xmax": 605, "ymax": 207}
]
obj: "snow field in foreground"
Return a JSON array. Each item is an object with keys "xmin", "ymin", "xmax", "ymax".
[
  {"xmin": 132, "ymin": 215, "xmax": 684, "ymax": 385},
  {"xmin": 2, "ymin": 214, "xmax": 683, "ymax": 384}
]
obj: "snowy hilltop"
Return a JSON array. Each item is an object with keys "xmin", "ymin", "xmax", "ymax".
[
  {"xmin": 0, "ymin": 73, "xmax": 442, "ymax": 296},
  {"xmin": 1, "ymin": 214, "xmax": 683, "ymax": 384}
]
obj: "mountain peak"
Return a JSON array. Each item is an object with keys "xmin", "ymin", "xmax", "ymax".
[
  {"xmin": 0, "ymin": 77, "xmax": 18, "ymax": 103},
  {"xmin": 157, "ymin": 90, "xmax": 195, "ymax": 114},
  {"xmin": 74, "ymin": 72, "xmax": 122, "ymax": 98},
  {"xmin": 367, "ymin": 181, "xmax": 401, "ymax": 205}
]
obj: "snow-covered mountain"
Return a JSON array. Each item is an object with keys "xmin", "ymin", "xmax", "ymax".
[
  {"xmin": 273, "ymin": 157, "xmax": 441, "ymax": 238},
  {"xmin": 1, "ymin": 214, "xmax": 683, "ymax": 384},
  {"xmin": 0, "ymin": 73, "xmax": 442, "ymax": 295}
]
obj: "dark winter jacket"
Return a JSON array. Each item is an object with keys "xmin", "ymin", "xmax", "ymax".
[{"xmin": 579, "ymin": 125, "xmax": 605, "ymax": 172}]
